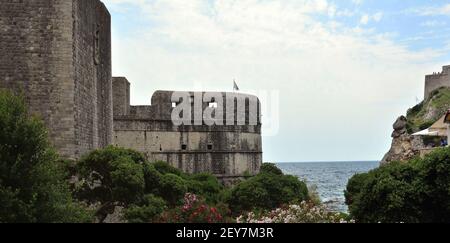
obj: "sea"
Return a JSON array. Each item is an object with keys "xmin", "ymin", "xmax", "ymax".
[{"xmin": 276, "ymin": 161, "xmax": 379, "ymax": 213}]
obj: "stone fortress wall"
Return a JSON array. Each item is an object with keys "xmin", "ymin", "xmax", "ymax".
[
  {"xmin": 112, "ymin": 78, "xmax": 263, "ymax": 184},
  {"xmin": 425, "ymin": 65, "xmax": 450, "ymax": 100},
  {"xmin": 0, "ymin": 0, "xmax": 113, "ymax": 159},
  {"xmin": 0, "ymin": 0, "xmax": 262, "ymax": 182}
]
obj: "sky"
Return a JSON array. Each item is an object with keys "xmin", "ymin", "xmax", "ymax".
[{"xmin": 102, "ymin": 0, "xmax": 450, "ymax": 163}]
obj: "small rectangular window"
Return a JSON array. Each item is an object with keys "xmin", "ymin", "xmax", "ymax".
[
  {"xmin": 207, "ymin": 144, "xmax": 213, "ymax": 150},
  {"xmin": 181, "ymin": 144, "xmax": 187, "ymax": 150}
]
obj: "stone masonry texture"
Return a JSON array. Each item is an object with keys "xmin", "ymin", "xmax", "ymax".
[
  {"xmin": 112, "ymin": 88, "xmax": 263, "ymax": 185},
  {"xmin": 0, "ymin": 0, "xmax": 113, "ymax": 159},
  {"xmin": 425, "ymin": 65, "xmax": 450, "ymax": 100}
]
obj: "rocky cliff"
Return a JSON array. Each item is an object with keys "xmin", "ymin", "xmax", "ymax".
[
  {"xmin": 381, "ymin": 116, "xmax": 423, "ymax": 165},
  {"xmin": 381, "ymin": 87, "xmax": 450, "ymax": 164}
]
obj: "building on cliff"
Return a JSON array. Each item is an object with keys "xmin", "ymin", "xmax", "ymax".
[
  {"xmin": 0, "ymin": 0, "xmax": 113, "ymax": 159},
  {"xmin": 425, "ymin": 65, "xmax": 450, "ymax": 100},
  {"xmin": 112, "ymin": 78, "xmax": 263, "ymax": 184},
  {"xmin": 382, "ymin": 65, "xmax": 450, "ymax": 164},
  {"xmin": 0, "ymin": 1, "xmax": 263, "ymax": 180}
]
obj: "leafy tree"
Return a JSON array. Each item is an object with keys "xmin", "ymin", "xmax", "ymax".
[
  {"xmin": 345, "ymin": 162, "xmax": 423, "ymax": 223},
  {"xmin": 346, "ymin": 148, "xmax": 450, "ymax": 223},
  {"xmin": 260, "ymin": 163, "xmax": 283, "ymax": 175},
  {"xmin": 187, "ymin": 173, "xmax": 223, "ymax": 204},
  {"xmin": 0, "ymin": 90, "xmax": 92, "ymax": 223},
  {"xmin": 75, "ymin": 146, "xmax": 146, "ymax": 222},
  {"xmin": 226, "ymin": 166, "xmax": 309, "ymax": 213},
  {"xmin": 417, "ymin": 148, "xmax": 450, "ymax": 222},
  {"xmin": 123, "ymin": 194, "xmax": 167, "ymax": 223},
  {"xmin": 159, "ymin": 174, "xmax": 188, "ymax": 205},
  {"xmin": 153, "ymin": 161, "xmax": 184, "ymax": 177},
  {"xmin": 143, "ymin": 162, "xmax": 163, "ymax": 194}
]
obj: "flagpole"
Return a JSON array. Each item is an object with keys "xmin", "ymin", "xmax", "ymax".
[{"xmin": 233, "ymin": 79, "xmax": 240, "ymax": 92}]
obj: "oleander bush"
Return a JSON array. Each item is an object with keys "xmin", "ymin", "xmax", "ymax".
[
  {"xmin": 159, "ymin": 193, "xmax": 230, "ymax": 223},
  {"xmin": 236, "ymin": 202, "xmax": 353, "ymax": 223}
]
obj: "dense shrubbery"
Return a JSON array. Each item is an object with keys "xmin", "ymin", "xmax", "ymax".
[
  {"xmin": 75, "ymin": 148, "xmax": 226, "ymax": 222},
  {"xmin": 123, "ymin": 194, "xmax": 167, "ymax": 223},
  {"xmin": 225, "ymin": 163, "xmax": 309, "ymax": 214},
  {"xmin": 345, "ymin": 147, "xmax": 450, "ymax": 223},
  {"xmin": 0, "ymin": 90, "xmax": 92, "ymax": 223},
  {"xmin": 74, "ymin": 150, "xmax": 314, "ymax": 223},
  {"xmin": 260, "ymin": 163, "xmax": 284, "ymax": 175},
  {"xmin": 75, "ymin": 152, "xmax": 311, "ymax": 222}
]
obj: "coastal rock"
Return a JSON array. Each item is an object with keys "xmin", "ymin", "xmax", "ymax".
[
  {"xmin": 381, "ymin": 116, "xmax": 422, "ymax": 165},
  {"xmin": 393, "ymin": 116, "xmax": 407, "ymax": 131}
]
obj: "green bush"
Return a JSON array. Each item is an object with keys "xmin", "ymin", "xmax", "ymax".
[
  {"xmin": 187, "ymin": 173, "xmax": 223, "ymax": 204},
  {"xmin": 345, "ymin": 162, "xmax": 422, "ymax": 223},
  {"xmin": 417, "ymin": 148, "xmax": 450, "ymax": 221},
  {"xmin": 0, "ymin": 90, "xmax": 92, "ymax": 223},
  {"xmin": 123, "ymin": 194, "xmax": 167, "ymax": 223},
  {"xmin": 226, "ymin": 166, "xmax": 309, "ymax": 214},
  {"xmin": 153, "ymin": 161, "xmax": 184, "ymax": 177},
  {"xmin": 75, "ymin": 153, "xmax": 225, "ymax": 221},
  {"xmin": 159, "ymin": 174, "xmax": 188, "ymax": 205},
  {"xmin": 260, "ymin": 163, "xmax": 283, "ymax": 175},
  {"xmin": 143, "ymin": 162, "xmax": 163, "ymax": 194},
  {"xmin": 345, "ymin": 147, "xmax": 450, "ymax": 223},
  {"xmin": 76, "ymin": 146, "xmax": 146, "ymax": 205},
  {"xmin": 75, "ymin": 146, "xmax": 147, "ymax": 222}
]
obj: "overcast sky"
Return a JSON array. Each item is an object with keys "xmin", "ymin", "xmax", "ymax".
[{"xmin": 103, "ymin": 0, "xmax": 450, "ymax": 162}]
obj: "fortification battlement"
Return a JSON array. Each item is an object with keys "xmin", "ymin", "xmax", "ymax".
[
  {"xmin": 424, "ymin": 65, "xmax": 450, "ymax": 99},
  {"xmin": 113, "ymin": 78, "xmax": 262, "ymax": 125},
  {"xmin": 425, "ymin": 65, "xmax": 450, "ymax": 78}
]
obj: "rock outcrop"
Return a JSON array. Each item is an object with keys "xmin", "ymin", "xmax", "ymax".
[{"xmin": 381, "ymin": 116, "xmax": 423, "ymax": 165}]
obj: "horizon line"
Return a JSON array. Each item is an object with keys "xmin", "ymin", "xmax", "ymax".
[{"xmin": 271, "ymin": 160, "xmax": 380, "ymax": 164}]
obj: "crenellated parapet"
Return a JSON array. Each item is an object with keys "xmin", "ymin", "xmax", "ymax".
[{"xmin": 425, "ymin": 65, "xmax": 450, "ymax": 99}]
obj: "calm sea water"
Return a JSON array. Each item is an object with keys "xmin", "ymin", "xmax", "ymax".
[{"xmin": 276, "ymin": 161, "xmax": 379, "ymax": 213}]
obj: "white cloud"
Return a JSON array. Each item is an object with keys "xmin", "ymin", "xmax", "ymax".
[
  {"xmin": 103, "ymin": 0, "xmax": 446, "ymax": 161},
  {"xmin": 360, "ymin": 12, "xmax": 383, "ymax": 25},
  {"xmin": 352, "ymin": 0, "xmax": 364, "ymax": 5},
  {"xmin": 420, "ymin": 20, "xmax": 446, "ymax": 27},
  {"xmin": 360, "ymin": 14, "xmax": 370, "ymax": 25},
  {"xmin": 373, "ymin": 12, "xmax": 383, "ymax": 22},
  {"xmin": 409, "ymin": 4, "xmax": 450, "ymax": 16}
]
